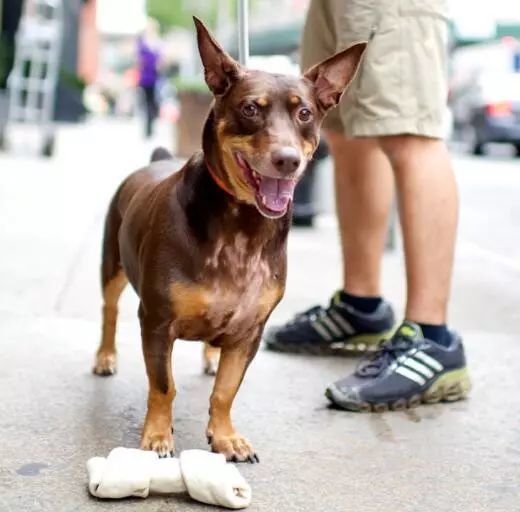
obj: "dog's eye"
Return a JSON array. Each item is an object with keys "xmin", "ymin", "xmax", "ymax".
[
  {"xmin": 298, "ymin": 108, "xmax": 313, "ymax": 122},
  {"xmin": 242, "ymin": 103, "xmax": 258, "ymax": 118}
]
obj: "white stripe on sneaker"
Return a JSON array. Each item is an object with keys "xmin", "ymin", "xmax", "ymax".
[
  {"xmin": 395, "ymin": 366, "xmax": 426, "ymax": 386},
  {"xmin": 395, "ymin": 348, "xmax": 418, "ymax": 364},
  {"xmin": 328, "ymin": 310, "xmax": 355, "ymax": 334},
  {"xmin": 415, "ymin": 351, "xmax": 444, "ymax": 372},
  {"xmin": 311, "ymin": 321, "xmax": 332, "ymax": 341},
  {"xmin": 403, "ymin": 357, "xmax": 435, "ymax": 378},
  {"xmin": 321, "ymin": 315, "xmax": 343, "ymax": 337}
]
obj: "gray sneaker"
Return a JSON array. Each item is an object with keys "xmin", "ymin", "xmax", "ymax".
[
  {"xmin": 325, "ymin": 321, "xmax": 471, "ymax": 411},
  {"xmin": 264, "ymin": 291, "xmax": 395, "ymax": 355}
]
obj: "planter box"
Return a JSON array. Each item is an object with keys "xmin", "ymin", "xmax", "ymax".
[{"xmin": 176, "ymin": 90, "xmax": 212, "ymax": 158}]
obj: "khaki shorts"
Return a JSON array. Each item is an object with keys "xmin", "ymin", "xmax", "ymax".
[{"xmin": 301, "ymin": 0, "xmax": 449, "ymax": 138}]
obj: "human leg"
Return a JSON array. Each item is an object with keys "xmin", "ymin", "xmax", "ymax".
[
  {"xmin": 326, "ymin": 130, "xmax": 394, "ymax": 297},
  {"xmin": 379, "ymin": 135, "xmax": 458, "ymax": 327},
  {"xmin": 142, "ymin": 85, "xmax": 156, "ymax": 138}
]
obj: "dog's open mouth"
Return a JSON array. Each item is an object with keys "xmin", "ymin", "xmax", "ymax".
[{"xmin": 235, "ymin": 153, "xmax": 296, "ymax": 219}]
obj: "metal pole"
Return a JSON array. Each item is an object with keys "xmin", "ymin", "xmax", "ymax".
[{"xmin": 237, "ymin": 0, "xmax": 249, "ymax": 66}]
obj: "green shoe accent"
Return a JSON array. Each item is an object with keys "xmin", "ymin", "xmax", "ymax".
[
  {"xmin": 398, "ymin": 324, "xmax": 419, "ymax": 338},
  {"xmin": 326, "ymin": 366, "xmax": 471, "ymax": 413},
  {"xmin": 423, "ymin": 367, "xmax": 471, "ymax": 403},
  {"xmin": 330, "ymin": 327, "xmax": 396, "ymax": 353},
  {"xmin": 332, "ymin": 290, "xmax": 343, "ymax": 307}
]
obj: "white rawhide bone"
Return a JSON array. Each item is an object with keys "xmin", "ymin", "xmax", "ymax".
[{"xmin": 87, "ymin": 447, "xmax": 252, "ymax": 509}]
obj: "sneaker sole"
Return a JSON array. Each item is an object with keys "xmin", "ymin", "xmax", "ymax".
[
  {"xmin": 325, "ymin": 367, "xmax": 471, "ymax": 412},
  {"xmin": 265, "ymin": 329, "xmax": 396, "ymax": 356}
]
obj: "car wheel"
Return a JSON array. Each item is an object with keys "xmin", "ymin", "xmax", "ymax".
[
  {"xmin": 472, "ymin": 141, "xmax": 485, "ymax": 156},
  {"xmin": 462, "ymin": 124, "xmax": 484, "ymax": 155},
  {"xmin": 514, "ymin": 144, "xmax": 520, "ymax": 158}
]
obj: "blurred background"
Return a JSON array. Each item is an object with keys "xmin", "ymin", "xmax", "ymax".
[
  {"xmin": 1, "ymin": 3, "xmax": 520, "ymax": 511},
  {"xmin": 1, "ymin": 0, "xmax": 520, "ymax": 224}
]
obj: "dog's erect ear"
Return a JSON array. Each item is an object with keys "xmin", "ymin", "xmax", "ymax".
[
  {"xmin": 193, "ymin": 16, "xmax": 242, "ymax": 96},
  {"xmin": 304, "ymin": 42, "xmax": 367, "ymax": 111}
]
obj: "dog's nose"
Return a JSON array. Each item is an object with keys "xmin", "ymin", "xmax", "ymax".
[{"xmin": 271, "ymin": 147, "xmax": 301, "ymax": 175}]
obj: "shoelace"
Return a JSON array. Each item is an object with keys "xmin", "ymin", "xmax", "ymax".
[
  {"xmin": 287, "ymin": 305, "xmax": 324, "ymax": 324},
  {"xmin": 288, "ymin": 291, "xmax": 352, "ymax": 326},
  {"xmin": 287, "ymin": 299, "xmax": 339, "ymax": 325},
  {"xmin": 356, "ymin": 334, "xmax": 426, "ymax": 378}
]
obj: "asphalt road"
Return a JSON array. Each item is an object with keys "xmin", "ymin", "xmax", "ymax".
[{"xmin": 0, "ymin": 120, "xmax": 519, "ymax": 512}]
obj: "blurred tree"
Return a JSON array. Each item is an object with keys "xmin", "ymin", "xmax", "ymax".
[
  {"xmin": 146, "ymin": 0, "xmax": 257, "ymax": 34},
  {"xmin": 146, "ymin": 0, "xmax": 223, "ymax": 31}
]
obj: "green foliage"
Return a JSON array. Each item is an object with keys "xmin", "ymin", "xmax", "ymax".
[
  {"xmin": 145, "ymin": 0, "xmax": 262, "ymax": 32},
  {"xmin": 146, "ymin": 0, "xmax": 222, "ymax": 31},
  {"xmin": 146, "ymin": 0, "xmax": 191, "ymax": 30},
  {"xmin": 59, "ymin": 69, "xmax": 87, "ymax": 91},
  {"xmin": 173, "ymin": 75, "xmax": 208, "ymax": 93}
]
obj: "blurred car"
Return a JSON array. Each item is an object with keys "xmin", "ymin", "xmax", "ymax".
[
  {"xmin": 449, "ymin": 39, "xmax": 520, "ymax": 156},
  {"xmin": 451, "ymin": 72, "xmax": 520, "ymax": 155}
]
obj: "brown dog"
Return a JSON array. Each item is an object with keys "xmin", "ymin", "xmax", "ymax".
[{"xmin": 93, "ymin": 18, "xmax": 365, "ymax": 462}]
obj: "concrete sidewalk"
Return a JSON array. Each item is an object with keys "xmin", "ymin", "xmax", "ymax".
[{"xmin": 0, "ymin": 119, "xmax": 519, "ymax": 512}]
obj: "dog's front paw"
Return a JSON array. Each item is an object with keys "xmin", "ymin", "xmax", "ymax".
[
  {"xmin": 93, "ymin": 351, "xmax": 117, "ymax": 376},
  {"xmin": 141, "ymin": 428, "xmax": 175, "ymax": 458},
  {"xmin": 207, "ymin": 430, "xmax": 259, "ymax": 463}
]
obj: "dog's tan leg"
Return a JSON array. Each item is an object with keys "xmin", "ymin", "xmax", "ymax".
[
  {"xmin": 140, "ymin": 312, "xmax": 175, "ymax": 457},
  {"xmin": 206, "ymin": 335, "xmax": 260, "ymax": 462},
  {"xmin": 203, "ymin": 342, "xmax": 220, "ymax": 376},
  {"xmin": 93, "ymin": 270, "xmax": 128, "ymax": 375}
]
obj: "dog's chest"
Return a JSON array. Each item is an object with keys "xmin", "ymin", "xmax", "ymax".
[{"xmin": 170, "ymin": 234, "xmax": 283, "ymax": 340}]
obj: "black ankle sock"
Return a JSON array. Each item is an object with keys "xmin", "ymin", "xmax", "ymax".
[
  {"xmin": 339, "ymin": 291, "xmax": 382, "ymax": 314},
  {"xmin": 417, "ymin": 323, "xmax": 451, "ymax": 347}
]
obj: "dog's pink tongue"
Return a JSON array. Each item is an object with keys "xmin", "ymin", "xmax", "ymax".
[{"xmin": 258, "ymin": 177, "xmax": 296, "ymax": 212}]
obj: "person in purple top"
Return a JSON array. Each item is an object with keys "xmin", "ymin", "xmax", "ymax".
[{"xmin": 137, "ymin": 19, "xmax": 162, "ymax": 138}]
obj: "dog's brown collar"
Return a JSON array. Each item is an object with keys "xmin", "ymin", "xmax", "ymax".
[{"xmin": 205, "ymin": 161, "xmax": 235, "ymax": 197}]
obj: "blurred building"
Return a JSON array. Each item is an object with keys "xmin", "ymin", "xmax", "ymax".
[
  {"xmin": 92, "ymin": 0, "xmax": 147, "ymax": 116},
  {"xmin": 450, "ymin": 0, "xmax": 520, "ymax": 44},
  {"xmin": 78, "ymin": 0, "xmax": 99, "ymax": 84},
  {"xmin": 0, "ymin": 0, "xmax": 101, "ymax": 121},
  {"xmin": 0, "ymin": 0, "xmax": 24, "ymax": 89},
  {"xmin": 56, "ymin": 0, "xmax": 90, "ymax": 121}
]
